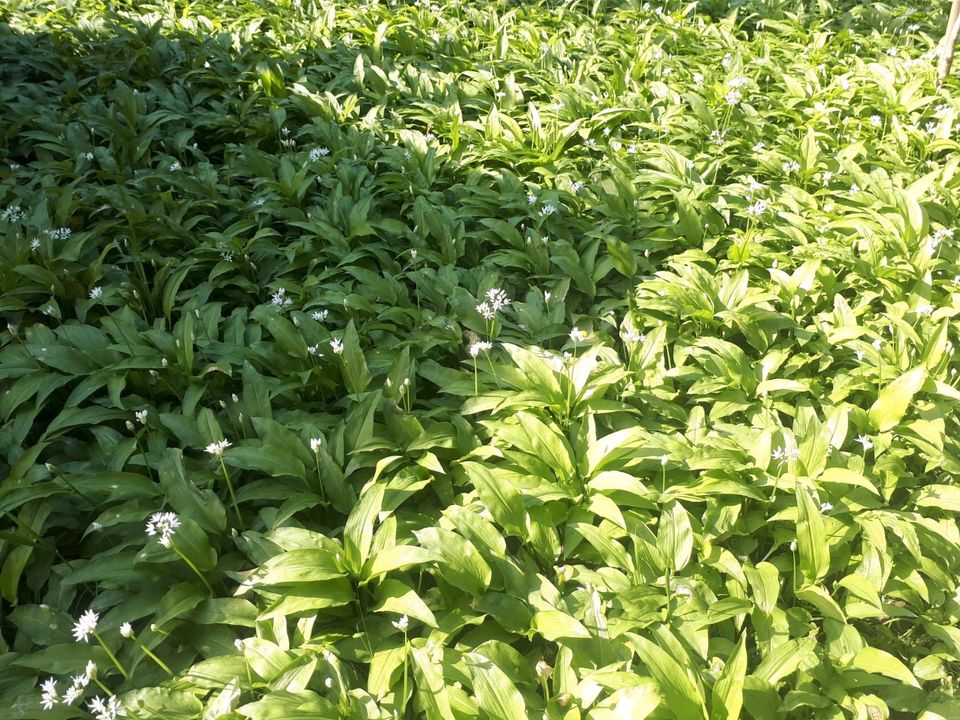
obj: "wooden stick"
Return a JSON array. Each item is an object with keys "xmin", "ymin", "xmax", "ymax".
[{"xmin": 938, "ymin": 0, "xmax": 960, "ymax": 85}]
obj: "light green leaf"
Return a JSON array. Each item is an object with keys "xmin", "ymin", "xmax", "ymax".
[
  {"xmin": 628, "ymin": 634, "xmax": 708, "ymax": 720},
  {"xmin": 657, "ymin": 501, "xmax": 693, "ymax": 572},
  {"xmin": 868, "ymin": 367, "xmax": 926, "ymax": 432},
  {"xmin": 850, "ymin": 647, "xmax": 921, "ymax": 687},
  {"xmin": 711, "ymin": 633, "xmax": 747, "ymax": 720},
  {"xmin": 466, "ymin": 652, "xmax": 527, "ymax": 720}
]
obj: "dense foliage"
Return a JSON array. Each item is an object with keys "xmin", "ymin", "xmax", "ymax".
[{"xmin": 2, "ymin": 0, "xmax": 960, "ymax": 718}]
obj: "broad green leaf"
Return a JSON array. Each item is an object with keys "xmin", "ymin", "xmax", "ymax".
[
  {"xmin": 796, "ymin": 487, "xmax": 829, "ymax": 582},
  {"xmin": 754, "ymin": 636, "xmax": 816, "ymax": 684},
  {"xmin": 657, "ymin": 501, "xmax": 693, "ymax": 572},
  {"xmin": 850, "ymin": 647, "xmax": 920, "ymax": 687},
  {"xmin": 628, "ymin": 634, "xmax": 708, "ymax": 720},
  {"xmin": 412, "ymin": 647, "xmax": 456, "ymax": 720},
  {"xmin": 711, "ymin": 633, "xmax": 747, "ymax": 720},
  {"xmin": 344, "ymin": 482, "xmax": 386, "ymax": 575},
  {"xmin": 868, "ymin": 367, "xmax": 926, "ymax": 432},
  {"xmin": 465, "ymin": 652, "xmax": 527, "ymax": 720},
  {"xmin": 532, "ymin": 610, "xmax": 592, "ymax": 641},
  {"xmin": 373, "ymin": 579, "xmax": 437, "ymax": 628}
]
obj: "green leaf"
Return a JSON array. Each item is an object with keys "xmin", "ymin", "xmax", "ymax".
[
  {"xmin": 915, "ymin": 484, "xmax": 960, "ymax": 512},
  {"xmin": 412, "ymin": 647, "xmax": 456, "ymax": 720},
  {"xmin": 711, "ymin": 633, "xmax": 747, "ymax": 720},
  {"xmin": 414, "ymin": 527, "xmax": 492, "ymax": 597},
  {"xmin": 461, "ymin": 462, "xmax": 526, "ymax": 533},
  {"xmin": 373, "ymin": 579, "xmax": 438, "ymax": 628},
  {"xmin": 850, "ymin": 647, "xmax": 921, "ymax": 687},
  {"xmin": 868, "ymin": 367, "xmax": 926, "ymax": 432},
  {"xmin": 465, "ymin": 652, "xmax": 527, "ymax": 720},
  {"xmin": 754, "ymin": 636, "xmax": 816, "ymax": 684},
  {"xmin": 628, "ymin": 634, "xmax": 708, "ymax": 720},
  {"xmin": 344, "ymin": 482, "xmax": 386, "ymax": 575},
  {"xmin": 795, "ymin": 487, "xmax": 829, "ymax": 583},
  {"xmin": 532, "ymin": 610, "xmax": 592, "ymax": 641},
  {"xmin": 657, "ymin": 501, "xmax": 693, "ymax": 572},
  {"xmin": 340, "ymin": 319, "xmax": 372, "ymax": 394}
]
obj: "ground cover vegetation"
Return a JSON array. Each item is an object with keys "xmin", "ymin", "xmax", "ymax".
[{"xmin": 1, "ymin": 0, "xmax": 959, "ymax": 717}]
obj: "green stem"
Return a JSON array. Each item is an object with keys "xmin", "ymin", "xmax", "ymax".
[
  {"xmin": 137, "ymin": 641, "xmax": 173, "ymax": 676},
  {"xmin": 218, "ymin": 456, "xmax": 242, "ymax": 525},
  {"xmin": 313, "ymin": 454, "xmax": 327, "ymax": 505},
  {"xmin": 664, "ymin": 567, "xmax": 673, "ymax": 624},
  {"xmin": 93, "ymin": 631, "xmax": 129, "ymax": 680},
  {"xmin": 170, "ymin": 542, "xmax": 215, "ymax": 597},
  {"xmin": 400, "ymin": 630, "xmax": 409, "ymax": 719}
]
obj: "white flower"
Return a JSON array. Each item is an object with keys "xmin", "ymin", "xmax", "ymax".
[
  {"xmin": 476, "ymin": 302, "xmax": 495, "ymax": 320},
  {"xmin": 146, "ymin": 511, "xmax": 180, "ymax": 546},
  {"xmin": 469, "ymin": 341, "xmax": 492, "ymax": 357},
  {"xmin": 855, "ymin": 349, "xmax": 865, "ymax": 361},
  {"xmin": 693, "ymin": 72, "xmax": 704, "ymax": 86},
  {"xmin": 271, "ymin": 287, "xmax": 293, "ymax": 309},
  {"xmin": 870, "ymin": 115, "xmax": 882, "ymax": 127},
  {"xmin": 312, "ymin": 309, "xmax": 329, "ymax": 322},
  {"xmin": 752, "ymin": 141, "xmax": 765, "ymax": 152},
  {"xmin": 62, "ymin": 685, "xmax": 82, "ymax": 705},
  {"xmin": 724, "ymin": 89, "xmax": 742, "ymax": 106},
  {"xmin": 540, "ymin": 202, "xmax": 557, "ymax": 216},
  {"xmin": 135, "ymin": 409, "xmax": 148, "ymax": 425},
  {"xmin": 872, "ymin": 338, "xmax": 882, "ymax": 350},
  {"xmin": 746, "ymin": 200, "xmax": 767, "ymax": 217},
  {"xmin": 169, "ymin": 160, "xmax": 182, "ymax": 172},
  {"xmin": 820, "ymin": 502, "xmax": 834, "ymax": 513},
  {"xmin": 40, "ymin": 678, "xmax": 59, "ymax": 710},
  {"xmin": 309, "ymin": 147, "xmax": 330, "ymax": 161},
  {"xmin": 392, "ymin": 615, "xmax": 409, "ymax": 631},
  {"xmin": 822, "ymin": 170, "xmax": 833, "ymax": 184},
  {"xmin": 89, "ymin": 286, "xmax": 103, "ymax": 300},
  {"xmin": 205, "ymin": 439, "xmax": 231, "ymax": 456},
  {"xmin": 330, "ymin": 338, "xmax": 344, "ymax": 354},
  {"xmin": 310, "ymin": 437, "xmax": 322, "ymax": 453},
  {"xmin": 486, "ymin": 288, "xmax": 510, "ymax": 311},
  {"xmin": 569, "ymin": 327, "xmax": 588, "ymax": 343},
  {"xmin": 72, "ymin": 609, "xmax": 99, "ymax": 643},
  {"xmin": 535, "ymin": 660, "xmax": 553, "ymax": 679},
  {"xmin": 88, "ymin": 695, "xmax": 124, "ymax": 720},
  {"xmin": 71, "ymin": 672, "xmax": 90, "ymax": 690},
  {"xmin": 917, "ymin": 303, "xmax": 934, "ymax": 316},
  {"xmin": 782, "ymin": 160, "xmax": 800, "ymax": 173},
  {"xmin": 660, "ymin": 454, "xmax": 668, "ymax": 466},
  {"xmin": 30, "ymin": 238, "xmax": 41, "ymax": 251},
  {"xmin": 85, "ymin": 661, "xmax": 97, "ymax": 678},
  {"xmin": 855, "ymin": 434, "xmax": 873, "ymax": 451},
  {"xmin": 120, "ymin": 622, "xmax": 134, "ymax": 638},
  {"xmin": 527, "ymin": 192, "xmax": 537, "ymax": 204},
  {"xmin": 789, "ymin": 540, "xmax": 797, "ymax": 552}
]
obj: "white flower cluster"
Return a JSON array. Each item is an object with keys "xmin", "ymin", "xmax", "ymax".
[
  {"xmin": 0, "ymin": 205, "xmax": 25, "ymax": 223},
  {"xmin": 46, "ymin": 227, "xmax": 72, "ymax": 241},
  {"xmin": 309, "ymin": 147, "xmax": 331, "ymax": 161},
  {"xmin": 205, "ymin": 439, "xmax": 232, "ymax": 456},
  {"xmin": 88, "ymin": 695, "xmax": 125, "ymax": 720},
  {"xmin": 39, "ymin": 662, "xmax": 96, "ymax": 710},
  {"xmin": 72, "ymin": 609, "xmax": 98, "ymax": 643},
  {"xmin": 476, "ymin": 288, "xmax": 510, "ymax": 320},
  {"xmin": 927, "ymin": 227, "xmax": 953, "ymax": 253},
  {"xmin": 271, "ymin": 287, "xmax": 293, "ymax": 310},
  {"xmin": 469, "ymin": 340, "xmax": 492, "ymax": 357},
  {"xmin": 146, "ymin": 511, "xmax": 180, "ymax": 547}
]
